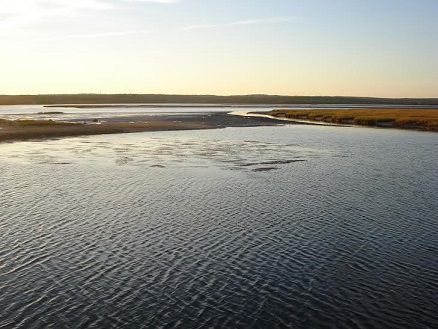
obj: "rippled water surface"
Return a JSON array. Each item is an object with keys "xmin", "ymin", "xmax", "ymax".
[{"xmin": 1, "ymin": 124, "xmax": 437, "ymax": 329}]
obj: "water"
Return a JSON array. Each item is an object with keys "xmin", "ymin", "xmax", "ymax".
[
  {"xmin": 1, "ymin": 121, "xmax": 437, "ymax": 328},
  {"xmin": 0, "ymin": 105, "xmax": 257, "ymax": 122},
  {"xmin": 2, "ymin": 104, "xmax": 435, "ymax": 122}
]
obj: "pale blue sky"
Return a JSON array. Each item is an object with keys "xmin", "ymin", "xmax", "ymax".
[{"xmin": 1, "ymin": 0, "xmax": 437, "ymax": 97}]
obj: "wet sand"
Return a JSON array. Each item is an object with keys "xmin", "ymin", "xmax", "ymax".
[{"xmin": 0, "ymin": 112, "xmax": 284, "ymax": 143}]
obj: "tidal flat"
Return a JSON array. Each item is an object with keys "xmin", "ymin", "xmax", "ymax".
[
  {"xmin": 0, "ymin": 112, "xmax": 282, "ymax": 143},
  {"xmin": 2, "ymin": 105, "xmax": 437, "ymax": 144}
]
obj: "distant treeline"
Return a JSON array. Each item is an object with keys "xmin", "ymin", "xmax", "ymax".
[{"xmin": 1, "ymin": 94, "xmax": 438, "ymax": 105}]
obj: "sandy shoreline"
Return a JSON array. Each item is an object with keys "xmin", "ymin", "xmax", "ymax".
[
  {"xmin": 3, "ymin": 107, "xmax": 436, "ymax": 143},
  {"xmin": 0, "ymin": 112, "xmax": 285, "ymax": 143},
  {"xmin": 230, "ymin": 110, "xmax": 351, "ymax": 127}
]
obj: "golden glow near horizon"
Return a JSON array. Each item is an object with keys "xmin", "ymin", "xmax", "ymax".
[{"xmin": 1, "ymin": 0, "xmax": 437, "ymax": 97}]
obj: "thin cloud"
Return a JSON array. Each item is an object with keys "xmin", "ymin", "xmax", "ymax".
[
  {"xmin": 182, "ymin": 17, "xmax": 294, "ymax": 31},
  {"xmin": 29, "ymin": 29, "xmax": 151, "ymax": 43},
  {"xmin": 0, "ymin": 0, "xmax": 113, "ymax": 28},
  {"xmin": 65, "ymin": 29, "xmax": 150, "ymax": 39},
  {"xmin": 0, "ymin": 0, "xmax": 112, "ymax": 14},
  {"xmin": 0, "ymin": 0, "xmax": 183, "ymax": 29},
  {"xmin": 123, "ymin": 0, "xmax": 183, "ymax": 3}
]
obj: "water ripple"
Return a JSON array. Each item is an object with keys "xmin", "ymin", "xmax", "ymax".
[{"xmin": 0, "ymin": 126, "xmax": 437, "ymax": 328}]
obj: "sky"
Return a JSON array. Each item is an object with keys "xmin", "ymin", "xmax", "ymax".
[{"xmin": 0, "ymin": 0, "xmax": 437, "ymax": 97}]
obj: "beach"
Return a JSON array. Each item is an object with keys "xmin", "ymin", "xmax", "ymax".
[
  {"xmin": 3, "ymin": 105, "xmax": 438, "ymax": 143},
  {"xmin": 0, "ymin": 111, "xmax": 284, "ymax": 143}
]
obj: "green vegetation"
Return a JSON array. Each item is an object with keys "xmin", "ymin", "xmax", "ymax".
[
  {"xmin": 1, "ymin": 94, "xmax": 438, "ymax": 105},
  {"xmin": 269, "ymin": 109, "xmax": 438, "ymax": 131}
]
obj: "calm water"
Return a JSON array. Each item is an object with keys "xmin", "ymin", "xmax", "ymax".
[
  {"xmin": 0, "ymin": 105, "xmax": 256, "ymax": 121},
  {"xmin": 1, "ymin": 104, "xmax": 435, "ymax": 122},
  {"xmin": 1, "ymin": 123, "xmax": 437, "ymax": 328}
]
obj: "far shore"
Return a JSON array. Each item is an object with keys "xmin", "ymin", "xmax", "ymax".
[{"xmin": 2, "ymin": 94, "xmax": 438, "ymax": 106}]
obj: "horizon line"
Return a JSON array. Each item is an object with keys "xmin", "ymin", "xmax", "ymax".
[{"xmin": 1, "ymin": 93, "xmax": 438, "ymax": 100}]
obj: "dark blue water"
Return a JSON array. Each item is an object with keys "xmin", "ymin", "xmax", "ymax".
[{"xmin": 0, "ymin": 124, "xmax": 437, "ymax": 328}]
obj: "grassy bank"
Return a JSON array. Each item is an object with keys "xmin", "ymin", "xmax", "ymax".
[{"xmin": 268, "ymin": 109, "xmax": 438, "ymax": 131}]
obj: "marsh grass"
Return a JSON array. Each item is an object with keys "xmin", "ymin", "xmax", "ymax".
[{"xmin": 270, "ymin": 109, "xmax": 438, "ymax": 131}]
